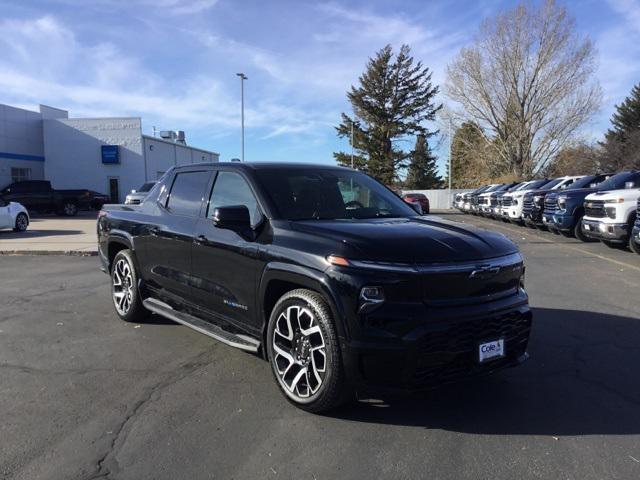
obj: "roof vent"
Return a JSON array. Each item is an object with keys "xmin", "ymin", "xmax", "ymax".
[{"xmin": 158, "ymin": 130, "xmax": 186, "ymax": 144}]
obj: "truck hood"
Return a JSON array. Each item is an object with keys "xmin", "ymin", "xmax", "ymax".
[
  {"xmin": 291, "ymin": 217, "xmax": 518, "ymax": 264},
  {"xmin": 553, "ymin": 187, "xmax": 597, "ymax": 199},
  {"xmin": 585, "ymin": 188, "xmax": 640, "ymax": 201}
]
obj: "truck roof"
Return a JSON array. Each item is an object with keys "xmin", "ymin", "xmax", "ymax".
[{"xmin": 182, "ymin": 162, "xmax": 350, "ymax": 171}]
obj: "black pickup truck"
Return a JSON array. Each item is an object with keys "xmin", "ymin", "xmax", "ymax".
[
  {"xmin": 0, "ymin": 180, "xmax": 109, "ymax": 216},
  {"xmin": 97, "ymin": 163, "xmax": 532, "ymax": 412}
]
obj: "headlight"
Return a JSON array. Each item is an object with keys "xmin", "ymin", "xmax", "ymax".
[
  {"xmin": 533, "ymin": 195, "xmax": 543, "ymax": 205},
  {"xmin": 513, "ymin": 198, "xmax": 519, "ymax": 205},
  {"xmin": 605, "ymin": 207, "xmax": 617, "ymax": 219},
  {"xmin": 557, "ymin": 195, "xmax": 567, "ymax": 210},
  {"xmin": 603, "ymin": 198, "xmax": 624, "ymax": 204}
]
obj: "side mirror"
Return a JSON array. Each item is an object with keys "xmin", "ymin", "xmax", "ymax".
[
  {"xmin": 625, "ymin": 181, "xmax": 635, "ymax": 189},
  {"xmin": 589, "ymin": 183, "xmax": 597, "ymax": 188},
  {"xmin": 130, "ymin": 189, "xmax": 137, "ymax": 194},
  {"xmin": 212, "ymin": 205, "xmax": 251, "ymax": 231}
]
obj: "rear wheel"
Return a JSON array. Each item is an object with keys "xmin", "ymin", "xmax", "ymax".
[
  {"xmin": 110, "ymin": 249, "xmax": 148, "ymax": 322},
  {"xmin": 59, "ymin": 201, "xmax": 78, "ymax": 216},
  {"xmin": 13, "ymin": 213, "xmax": 28, "ymax": 232},
  {"xmin": 267, "ymin": 289, "xmax": 350, "ymax": 413}
]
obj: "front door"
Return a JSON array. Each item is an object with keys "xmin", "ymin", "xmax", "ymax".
[
  {"xmin": 143, "ymin": 169, "xmax": 212, "ymax": 302},
  {"xmin": 0, "ymin": 196, "xmax": 10, "ymax": 228},
  {"xmin": 191, "ymin": 170, "xmax": 264, "ymax": 331},
  {"xmin": 108, "ymin": 178, "xmax": 120, "ymax": 203}
]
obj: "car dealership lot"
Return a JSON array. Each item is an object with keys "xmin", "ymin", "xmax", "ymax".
[{"xmin": 1, "ymin": 211, "xmax": 640, "ymax": 480}]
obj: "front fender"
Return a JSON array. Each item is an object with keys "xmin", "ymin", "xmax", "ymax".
[{"xmin": 259, "ymin": 262, "xmax": 349, "ymax": 341}]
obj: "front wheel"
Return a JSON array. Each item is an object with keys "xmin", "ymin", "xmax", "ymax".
[
  {"xmin": 629, "ymin": 235, "xmax": 640, "ymax": 255},
  {"xmin": 13, "ymin": 213, "xmax": 29, "ymax": 232},
  {"xmin": 267, "ymin": 289, "xmax": 350, "ymax": 413},
  {"xmin": 574, "ymin": 217, "xmax": 596, "ymax": 242},
  {"xmin": 110, "ymin": 249, "xmax": 148, "ymax": 322}
]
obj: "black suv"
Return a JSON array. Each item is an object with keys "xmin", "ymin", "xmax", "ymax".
[{"xmin": 98, "ymin": 163, "xmax": 532, "ymax": 412}]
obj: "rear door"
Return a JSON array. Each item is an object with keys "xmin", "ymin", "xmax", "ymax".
[{"xmin": 144, "ymin": 169, "xmax": 213, "ymax": 302}]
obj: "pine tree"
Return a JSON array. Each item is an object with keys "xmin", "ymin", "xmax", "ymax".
[
  {"xmin": 606, "ymin": 83, "xmax": 640, "ymax": 142},
  {"xmin": 334, "ymin": 44, "xmax": 441, "ymax": 185},
  {"xmin": 448, "ymin": 122, "xmax": 488, "ymax": 188},
  {"xmin": 405, "ymin": 135, "xmax": 441, "ymax": 189},
  {"xmin": 601, "ymin": 83, "xmax": 640, "ymax": 170}
]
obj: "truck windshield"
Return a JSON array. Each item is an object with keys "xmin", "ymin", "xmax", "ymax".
[
  {"xmin": 138, "ymin": 182, "xmax": 156, "ymax": 192},
  {"xmin": 523, "ymin": 180, "xmax": 549, "ymax": 190},
  {"xmin": 596, "ymin": 171, "xmax": 640, "ymax": 191},
  {"xmin": 255, "ymin": 168, "xmax": 418, "ymax": 220},
  {"xmin": 565, "ymin": 175, "xmax": 596, "ymax": 190}
]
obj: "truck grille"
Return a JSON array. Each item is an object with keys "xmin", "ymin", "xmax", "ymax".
[
  {"xmin": 502, "ymin": 197, "xmax": 513, "ymax": 207},
  {"xmin": 544, "ymin": 194, "xmax": 558, "ymax": 213},
  {"xmin": 522, "ymin": 193, "xmax": 534, "ymax": 215},
  {"xmin": 413, "ymin": 311, "xmax": 531, "ymax": 386},
  {"xmin": 585, "ymin": 200, "xmax": 606, "ymax": 218},
  {"xmin": 637, "ymin": 197, "xmax": 640, "ymax": 216},
  {"xmin": 490, "ymin": 195, "xmax": 499, "ymax": 207},
  {"xmin": 420, "ymin": 255, "xmax": 523, "ymax": 306}
]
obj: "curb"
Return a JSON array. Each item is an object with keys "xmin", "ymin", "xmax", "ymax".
[{"xmin": 0, "ymin": 250, "xmax": 98, "ymax": 257}]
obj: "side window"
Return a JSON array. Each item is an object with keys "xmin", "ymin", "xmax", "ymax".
[
  {"xmin": 208, "ymin": 171, "xmax": 261, "ymax": 227},
  {"xmin": 166, "ymin": 171, "xmax": 211, "ymax": 216}
]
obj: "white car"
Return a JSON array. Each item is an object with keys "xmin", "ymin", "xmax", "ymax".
[
  {"xmin": 0, "ymin": 195, "xmax": 29, "ymax": 231},
  {"xmin": 581, "ymin": 171, "xmax": 640, "ymax": 247},
  {"xmin": 501, "ymin": 176, "xmax": 582, "ymax": 223}
]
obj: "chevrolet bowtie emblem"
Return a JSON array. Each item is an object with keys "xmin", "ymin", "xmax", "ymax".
[{"xmin": 469, "ymin": 265, "xmax": 501, "ymax": 280}]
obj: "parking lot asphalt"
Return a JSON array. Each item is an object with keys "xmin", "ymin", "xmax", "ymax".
[
  {"xmin": 1, "ymin": 211, "xmax": 640, "ymax": 480},
  {"xmin": 0, "ymin": 212, "xmax": 98, "ymax": 254}
]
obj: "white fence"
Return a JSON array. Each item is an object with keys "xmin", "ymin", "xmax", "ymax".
[{"xmin": 402, "ymin": 188, "xmax": 474, "ymax": 210}]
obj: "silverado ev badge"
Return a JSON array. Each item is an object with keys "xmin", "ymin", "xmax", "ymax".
[{"xmin": 469, "ymin": 265, "xmax": 501, "ymax": 280}]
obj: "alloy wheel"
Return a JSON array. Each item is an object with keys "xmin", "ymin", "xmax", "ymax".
[
  {"xmin": 112, "ymin": 258, "xmax": 134, "ymax": 315},
  {"xmin": 272, "ymin": 305, "xmax": 327, "ymax": 401},
  {"xmin": 16, "ymin": 214, "xmax": 28, "ymax": 231}
]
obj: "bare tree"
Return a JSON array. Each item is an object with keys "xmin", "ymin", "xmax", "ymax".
[{"xmin": 445, "ymin": 0, "xmax": 601, "ymax": 177}]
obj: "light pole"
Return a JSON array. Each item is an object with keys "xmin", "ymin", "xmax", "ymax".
[
  {"xmin": 350, "ymin": 119, "xmax": 354, "ymax": 169},
  {"xmin": 236, "ymin": 73, "xmax": 247, "ymax": 161}
]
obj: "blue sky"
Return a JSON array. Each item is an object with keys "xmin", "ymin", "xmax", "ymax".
[{"xmin": 1, "ymin": 0, "xmax": 639, "ymax": 174}]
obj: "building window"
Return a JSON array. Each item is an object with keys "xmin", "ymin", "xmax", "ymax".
[{"xmin": 11, "ymin": 168, "xmax": 31, "ymax": 183}]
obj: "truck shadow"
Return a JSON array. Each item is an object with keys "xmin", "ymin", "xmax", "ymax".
[{"xmin": 335, "ymin": 307, "xmax": 640, "ymax": 436}]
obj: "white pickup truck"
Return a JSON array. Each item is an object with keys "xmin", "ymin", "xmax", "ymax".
[
  {"xmin": 501, "ymin": 177, "xmax": 581, "ymax": 223},
  {"xmin": 581, "ymin": 171, "xmax": 640, "ymax": 247}
]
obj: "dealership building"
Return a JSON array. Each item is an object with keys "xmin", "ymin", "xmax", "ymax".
[{"xmin": 0, "ymin": 103, "xmax": 219, "ymax": 202}]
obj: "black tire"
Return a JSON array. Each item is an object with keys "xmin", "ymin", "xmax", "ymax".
[
  {"xmin": 13, "ymin": 213, "xmax": 29, "ymax": 232},
  {"xmin": 629, "ymin": 235, "xmax": 640, "ymax": 255},
  {"xmin": 60, "ymin": 201, "xmax": 78, "ymax": 216},
  {"xmin": 110, "ymin": 249, "xmax": 149, "ymax": 323},
  {"xmin": 574, "ymin": 217, "xmax": 596, "ymax": 242},
  {"xmin": 266, "ymin": 288, "xmax": 350, "ymax": 413}
]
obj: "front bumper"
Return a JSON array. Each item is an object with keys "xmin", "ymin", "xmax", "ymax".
[
  {"xmin": 581, "ymin": 219, "xmax": 629, "ymax": 242},
  {"xmin": 523, "ymin": 208, "xmax": 544, "ymax": 226},
  {"xmin": 544, "ymin": 211, "xmax": 573, "ymax": 231},
  {"xmin": 501, "ymin": 207, "xmax": 523, "ymax": 221},
  {"xmin": 341, "ymin": 292, "xmax": 532, "ymax": 395}
]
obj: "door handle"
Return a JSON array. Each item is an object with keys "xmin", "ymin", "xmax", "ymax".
[
  {"xmin": 194, "ymin": 235, "xmax": 207, "ymax": 245},
  {"xmin": 149, "ymin": 226, "xmax": 160, "ymax": 236}
]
